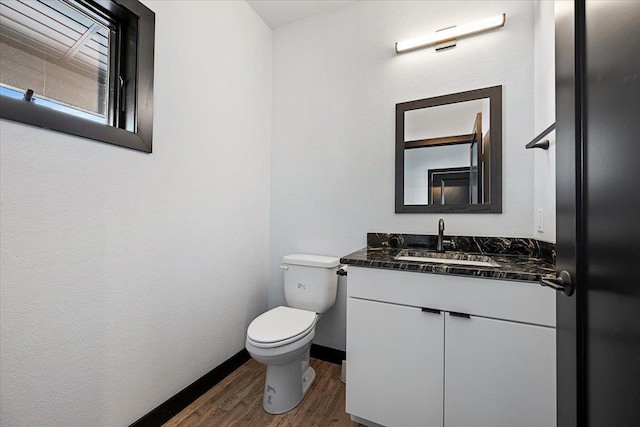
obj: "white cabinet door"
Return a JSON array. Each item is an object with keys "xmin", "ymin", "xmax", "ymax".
[
  {"xmin": 347, "ymin": 297, "xmax": 444, "ymax": 427},
  {"xmin": 444, "ymin": 314, "xmax": 556, "ymax": 427}
]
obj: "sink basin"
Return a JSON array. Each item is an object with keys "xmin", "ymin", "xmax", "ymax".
[{"xmin": 394, "ymin": 251, "xmax": 500, "ymax": 268}]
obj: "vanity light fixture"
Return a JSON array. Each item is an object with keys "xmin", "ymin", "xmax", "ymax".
[{"xmin": 395, "ymin": 13, "xmax": 506, "ymax": 53}]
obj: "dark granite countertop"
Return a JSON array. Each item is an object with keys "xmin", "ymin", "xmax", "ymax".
[{"xmin": 340, "ymin": 233, "xmax": 556, "ymax": 283}]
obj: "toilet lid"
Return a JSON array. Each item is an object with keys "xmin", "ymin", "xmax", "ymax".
[{"xmin": 247, "ymin": 306, "xmax": 317, "ymax": 344}]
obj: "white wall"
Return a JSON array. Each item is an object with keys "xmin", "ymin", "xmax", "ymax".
[
  {"xmin": 533, "ymin": 0, "xmax": 556, "ymax": 242},
  {"xmin": 270, "ymin": 1, "xmax": 536, "ymax": 350},
  {"xmin": 0, "ymin": 1, "xmax": 271, "ymax": 425}
]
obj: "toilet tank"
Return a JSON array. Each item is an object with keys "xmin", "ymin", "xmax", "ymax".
[{"xmin": 282, "ymin": 254, "xmax": 340, "ymax": 313}]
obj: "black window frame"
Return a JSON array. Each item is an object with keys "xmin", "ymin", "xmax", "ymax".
[{"xmin": 0, "ymin": 0, "xmax": 155, "ymax": 153}]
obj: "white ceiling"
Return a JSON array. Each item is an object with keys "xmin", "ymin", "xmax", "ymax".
[{"xmin": 247, "ymin": 0, "xmax": 353, "ymax": 30}]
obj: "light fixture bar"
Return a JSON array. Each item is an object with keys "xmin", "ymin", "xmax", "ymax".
[{"xmin": 395, "ymin": 13, "xmax": 506, "ymax": 53}]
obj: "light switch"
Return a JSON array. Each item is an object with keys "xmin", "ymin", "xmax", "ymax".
[{"xmin": 537, "ymin": 208, "xmax": 544, "ymax": 233}]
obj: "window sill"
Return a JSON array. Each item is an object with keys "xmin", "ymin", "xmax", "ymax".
[{"xmin": 0, "ymin": 95, "xmax": 152, "ymax": 153}]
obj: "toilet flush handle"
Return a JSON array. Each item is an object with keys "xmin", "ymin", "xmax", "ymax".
[{"xmin": 280, "ymin": 264, "xmax": 289, "ymax": 270}]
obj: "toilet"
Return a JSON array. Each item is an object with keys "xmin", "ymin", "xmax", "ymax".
[{"xmin": 246, "ymin": 254, "xmax": 340, "ymax": 414}]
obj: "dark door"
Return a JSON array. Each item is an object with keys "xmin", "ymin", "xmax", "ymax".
[
  {"xmin": 555, "ymin": 1, "xmax": 640, "ymax": 426},
  {"xmin": 428, "ymin": 168, "xmax": 470, "ymax": 205},
  {"xmin": 555, "ymin": 2, "xmax": 581, "ymax": 424}
]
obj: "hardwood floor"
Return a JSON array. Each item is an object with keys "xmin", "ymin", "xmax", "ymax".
[{"xmin": 164, "ymin": 358, "xmax": 358, "ymax": 427}]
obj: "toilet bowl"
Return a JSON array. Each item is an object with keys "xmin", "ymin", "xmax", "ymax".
[
  {"xmin": 246, "ymin": 254, "xmax": 340, "ymax": 414},
  {"xmin": 246, "ymin": 306, "xmax": 319, "ymax": 414}
]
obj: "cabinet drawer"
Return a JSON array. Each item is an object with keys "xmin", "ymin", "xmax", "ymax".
[{"xmin": 347, "ymin": 267, "xmax": 555, "ymax": 327}]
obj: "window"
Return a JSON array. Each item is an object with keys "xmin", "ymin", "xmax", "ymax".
[{"xmin": 0, "ymin": 0, "xmax": 155, "ymax": 152}]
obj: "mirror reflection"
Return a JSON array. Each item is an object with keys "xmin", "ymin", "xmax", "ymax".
[
  {"xmin": 395, "ymin": 86, "xmax": 502, "ymax": 213},
  {"xmin": 404, "ymin": 99, "xmax": 489, "ymax": 205}
]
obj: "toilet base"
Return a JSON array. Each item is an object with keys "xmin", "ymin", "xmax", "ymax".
[{"xmin": 262, "ymin": 351, "xmax": 316, "ymax": 414}]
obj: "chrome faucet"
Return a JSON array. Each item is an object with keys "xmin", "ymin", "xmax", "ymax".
[{"xmin": 436, "ymin": 219, "xmax": 445, "ymax": 253}]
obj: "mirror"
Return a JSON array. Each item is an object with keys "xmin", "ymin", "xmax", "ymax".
[{"xmin": 395, "ymin": 86, "xmax": 502, "ymax": 213}]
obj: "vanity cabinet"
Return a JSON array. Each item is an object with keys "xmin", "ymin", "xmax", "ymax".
[{"xmin": 346, "ymin": 267, "xmax": 556, "ymax": 427}]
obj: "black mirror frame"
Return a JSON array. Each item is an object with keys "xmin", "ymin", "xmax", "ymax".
[{"xmin": 395, "ymin": 85, "xmax": 502, "ymax": 213}]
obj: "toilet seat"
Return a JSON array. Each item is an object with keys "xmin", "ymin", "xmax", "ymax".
[{"xmin": 247, "ymin": 306, "xmax": 317, "ymax": 349}]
